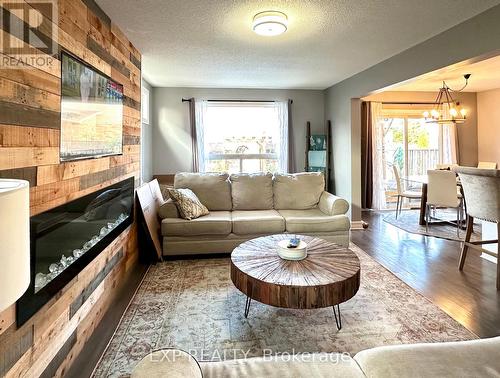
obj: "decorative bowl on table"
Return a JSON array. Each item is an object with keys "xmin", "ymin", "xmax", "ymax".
[{"xmin": 277, "ymin": 239, "xmax": 308, "ymax": 261}]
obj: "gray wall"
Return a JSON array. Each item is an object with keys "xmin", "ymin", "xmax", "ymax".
[
  {"xmin": 141, "ymin": 79, "xmax": 154, "ymax": 182},
  {"xmin": 325, "ymin": 4, "xmax": 500, "ymax": 221},
  {"xmin": 152, "ymin": 87, "xmax": 325, "ymax": 174}
]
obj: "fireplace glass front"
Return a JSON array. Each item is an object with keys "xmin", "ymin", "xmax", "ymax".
[{"xmin": 17, "ymin": 177, "xmax": 134, "ymax": 326}]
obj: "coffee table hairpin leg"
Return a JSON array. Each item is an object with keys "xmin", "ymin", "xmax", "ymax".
[
  {"xmin": 244, "ymin": 296, "xmax": 252, "ymax": 318},
  {"xmin": 332, "ymin": 304, "xmax": 342, "ymax": 330}
]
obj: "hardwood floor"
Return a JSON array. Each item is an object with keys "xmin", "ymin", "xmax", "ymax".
[
  {"xmin": 352, "ymin": 210, "xmax": 500, "ymax": 338},
  {"xmin": 73, "ymin": 211, "xmax": 498, "ymax": 377}
]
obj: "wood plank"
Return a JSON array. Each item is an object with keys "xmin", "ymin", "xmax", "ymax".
[
  {"xmin": 57, "ymin": 28, "xmax": 111, "ymax": 77},
  {"xmin": 0, "ymin": 166, "xmax": 37, "ymax": 186},
  {"xmin": 0, "ymin": 125, "xmax": 59, "ymax": 147},
  {"xmin": 0, "ymin": 33, "xmax": 60, "ymax": 77},
  {"xmin": 0, "ymin": 101, "xmax": 60, "ymax": 129},
  {"xmin": 0, "ymin": 305, "xmax": 15, "ymax": 336},
  {"xmin": 110, "ymin": 23, "xmax": 132, "ymax": 56},
  {"xmin": 30, "ymin": 177, "xmax": 80, "ymax": 208},
  {"xmin": 123, "ymin": 135, "xmax": 140, "ymax": 145},
  {"xmin": 30, "ymin": 171, "xmax": 137, "ymax": 215},
  {"xmin": 123, "ymin": 116, "xmax": 140, "ymax": 129},
  {"xmin": 36, "ymin": 157, "xmax": 111, "ymax": 185},
  {"xmin": 123, "ymin": 105, "xmax": 141, "ymax": 120},
  {"xmin": 110, "ymin": 153, "xmax": 140, "ymax": 167},
  {"xmin": 0, "ymin": 77, "xmax": 60, "ymax": 112},
  {"xmin": 0, "ymin": 68, "xmax": 60, "ymax": 95},
  {"xmin": 60, "ymin": 0, "xmax": 89, "ymax": 34},
  {"xmin": 82, "ymin": 0, "xmax": 111, "ymax": 26},
  {"xmin": 123, "ymin": 125, "xmax": 141, "ymax": 137},
  {"xmin": 79, "ymin": 164, "xmax": 133, "ymax": 190},
  {"xmin": 0, "ymin": 0, "xmax": 142, "ymax": 375},
  {"xmin": 0, "ymin": 3, "xmax": 56, "ymax": 58},
  {"xmin": 0, "ymin": 146, "xmax": 59, "ymax": 170},
  {"xmin": 123, "ymin": 96, "xmax": 140, "ymax": 111}
]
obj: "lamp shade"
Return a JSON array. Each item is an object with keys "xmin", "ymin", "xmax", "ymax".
[{"xmin": 0, "ymin": 179, "xmax": 30, "ymax": 312}]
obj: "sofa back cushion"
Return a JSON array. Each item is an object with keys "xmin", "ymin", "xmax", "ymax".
[
  {"xmin": 273, "ymin": 172, "xmax": 324, "ymax": 210},
  {"xmin": 230, "ymin": 173, "xmax": 273, "ymax": 210},
  {"xmin": 174, "ymin": 173, "xmax": 232, "ymax": 211}
]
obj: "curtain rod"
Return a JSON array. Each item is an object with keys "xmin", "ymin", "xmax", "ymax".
[
  {"xmin": 182, "ymin": 98, "xmax": 293, "ymax": 104},
  {"xmin": 381, "ymin": 101, "xmax": 436, "ymax": 105}
]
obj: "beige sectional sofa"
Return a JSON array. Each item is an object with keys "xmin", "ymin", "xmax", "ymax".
[
  {"xmin": 132, "ymin": 337, "xmax": 500, "ymax": 377},
  {"xmin": 200, "ymin": 337, "xmax": 500, "ymax": 377},
  {"xmin": 159, "ymin": 172, "xmax": 350, "ymax": 255}
]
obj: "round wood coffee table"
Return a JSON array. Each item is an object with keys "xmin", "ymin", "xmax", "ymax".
[{"xmin": 230, "ymin": 234, "xmax": 360, "ymax": 329}]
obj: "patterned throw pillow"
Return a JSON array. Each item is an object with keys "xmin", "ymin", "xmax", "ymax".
[
  {"xmin": 167, "ymin": 188, "xmax": 209, "ymax": 220},
  {"xmin": 159, "ymin": 184, "xmax": 171, "ymax": 200}
]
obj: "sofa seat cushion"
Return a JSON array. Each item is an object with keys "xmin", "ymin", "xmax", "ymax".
[
  {"xmin": 230, "ymin": 173, "xmax": 274, "ymax": 210},
  {"xmin": 232, "ymin": 210, "xmax": 285, "ymax": 235},
  {"xmin": 161, "ymin": 211, "xmax": 231, "ymax": 236},
  {"xmin": 354, "ymin": 337, "xmax": 500, "ymax": 378},
  {"xmin": 201, "ymin": 354, "xmax": 365, "ymax": 378},
  {"xmin": 278, "ymin": 209, "xmax": 350, "ymax": 233},
  {"xmin": 174, "ymin": 173, "xmax": 232, "ymax": 211},
  {"xmin": 273, "ymin": 172, "xmax": 325, "ymax": 210}
]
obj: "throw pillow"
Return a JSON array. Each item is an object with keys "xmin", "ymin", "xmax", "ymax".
[{"xmin": 167, "ymin": 188, "xmax": 209, "ymax": 220}]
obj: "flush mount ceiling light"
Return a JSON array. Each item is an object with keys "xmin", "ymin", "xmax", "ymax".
[{"xmin": 252, "ymin": 11, "xmax": 288, "ymax": 36}]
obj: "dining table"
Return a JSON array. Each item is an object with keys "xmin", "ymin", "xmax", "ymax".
[{"xmin": 403, "ymin": 174, "xmax": 465, "ymax": 228}]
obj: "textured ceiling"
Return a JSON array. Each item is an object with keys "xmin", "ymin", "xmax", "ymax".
[
  {"xmin": 96, "ymin": 0, "xmax": 500, "ymax": 89},
  {"xmin": 390, "ymin": 54, "xmax": 500, "ymax": 92}
]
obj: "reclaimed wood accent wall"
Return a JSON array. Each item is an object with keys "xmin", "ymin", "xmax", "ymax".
[{"xmin": 0, "ymin": 0, "xmax": 142, "ymax": 376}]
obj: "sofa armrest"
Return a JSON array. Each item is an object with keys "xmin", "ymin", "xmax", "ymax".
[
  {"xmin": 318, "ymin": 191, "xmax": 349, "ymax": 216},
  {"xmin": 158, "ymin": 199, "xmax": 180, "ymax": 219}
]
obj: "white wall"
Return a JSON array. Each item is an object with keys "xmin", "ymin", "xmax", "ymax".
[
  {"xmin": 477, "ymin": 88, "xmax": 500, "ymax": 166},
  {"xmin": 141, "ymin": 79, "xmax": 154, "ymax": 182},
  {"xmin": 325, "ymin": 4, "xmax": 500, "ymax": 221},
  {"xmin": 152, "ymin": 87, "xmax": 325, "ymax": 174}
]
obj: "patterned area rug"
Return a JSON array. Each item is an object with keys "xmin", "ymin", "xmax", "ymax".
[
  {"xmin": 384, "ymin": 209, "xmax": 482, "ymax": 242},
  {"xmin": 93, "ymin": 244, "xmax": 476, "ymax": 377}
]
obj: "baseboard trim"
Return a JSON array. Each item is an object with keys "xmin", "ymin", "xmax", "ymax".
[{"xmin": 351, "ymin": 221, "xmax": 365, "ymax": 230}]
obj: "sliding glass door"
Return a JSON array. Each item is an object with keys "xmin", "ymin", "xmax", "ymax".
[{"xmin": 382, "ymin": 116, "xmax": 442, "ymax": 208}]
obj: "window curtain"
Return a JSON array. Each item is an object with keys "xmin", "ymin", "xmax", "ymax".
[
  {"xmin": 192, "ymin": 99, "xmax": 207, "ymax": 172},
  {"xmin": 287, "ymin": 99, "xmax": 295, "ymax": 173},
  {"xmin": 442, "ymin": 122, "xmax": 459, "ymax": 165},
  {"xmin": 276, "ymin": 100, "xmax": 293, "ymax": 173},
  {"xmin": 371, "ymin": 102, "xmax": 386, "ymax": 210},
  {"xmin": 361, "ymin": 101, "xmax": 373, "ymax": 209}
]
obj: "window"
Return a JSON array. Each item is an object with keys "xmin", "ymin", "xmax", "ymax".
[
  {"xmin": 197, "ymin": 101, "xmax": 288, "ymax": 173},
  {"xmin": 141, "ymin": 86, "xmax": 150, "ymax": 124}
]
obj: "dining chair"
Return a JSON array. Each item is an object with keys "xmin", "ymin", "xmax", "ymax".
[
  {"xmin": 426, "ymin": 169, "xmax": 464, "ymax": 237},
  {"xmin": 477, "ymin": 161, "xmax": 498, "ymax": 169},
  {"xmin": 436, "ymin": 163, "xmax": 458, "ymax": 170},
  {"xmin": 392, "ymin": 165, "xmax": 421, "ymax": 219},
  {"xmin": 456, "ymin": 167, "xmax": 500, "ymax": 290}
]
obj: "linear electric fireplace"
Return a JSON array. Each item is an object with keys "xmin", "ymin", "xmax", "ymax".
[{"xmin": 17, "ymin": 177, "xmax": 134, "ymax": 326}]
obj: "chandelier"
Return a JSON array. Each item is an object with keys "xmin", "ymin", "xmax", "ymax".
[{"xmin": 423, "ymin": 74, "xmax": 471, "ymax": 124}]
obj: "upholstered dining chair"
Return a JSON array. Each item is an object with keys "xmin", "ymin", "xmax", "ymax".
[
  {"xmin": 477, "ymin": 161, "xmax": 498, "ymax": 169},
  {"xmin": 392, "ymin": 165, "xmax": 421, "ymax": 219},
  {"xmin": 426, "ymin": 170, "xmax": 464, "ymax": 237},
  {"xmin": 436, "ymin": 163, "xmax": 459, "ymax": 170},
  {"xmin": 456, "ymin": 167, "xmax": 500, "ymax": 290}
]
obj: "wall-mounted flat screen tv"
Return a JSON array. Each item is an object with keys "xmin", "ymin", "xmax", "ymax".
[{"xmin": 60, "ymin": 52, "xmax": 123, "ymax": 162}]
